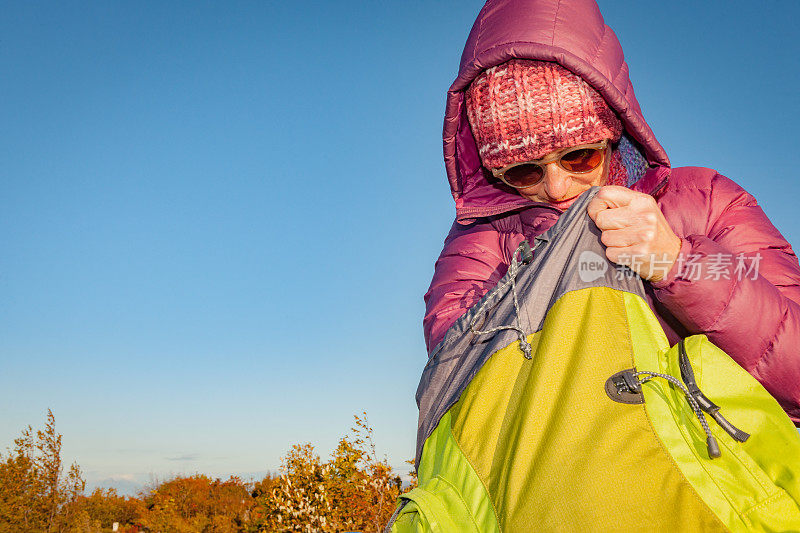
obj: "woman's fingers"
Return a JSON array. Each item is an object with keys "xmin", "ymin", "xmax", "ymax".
[
  {"xmin": 604, "ymin": 244, "xmax": 637, "ymax": 265},
  {"xmin": 587, "ymin": 185, "xmax": 636, "ymax": 221},
  {"xmin": 599, "ymin": 227, "xmax": 641, "ymax": 248},
  {"xmin": 594, "ymin": 205, "xmax": 636, "ymax": 230},
  {"xmin": 587, "ymin": 185, "xmax": 681, "ymax": 281},
  {"xmin": 594, "ymin": 185, "xmax": 638, "ymax": 206},
  {"xmin": 586, "ymin": 197, "xmax": 613, "ymax": 221}
]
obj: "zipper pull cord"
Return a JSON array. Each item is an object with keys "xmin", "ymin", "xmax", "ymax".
[
  {"xmin": 634, "ymin": 370, "xmax": 721, "ymax": 459},
  {"xmin": 677, "ymin": 340, "xmax": 750, "ymax": 443}
]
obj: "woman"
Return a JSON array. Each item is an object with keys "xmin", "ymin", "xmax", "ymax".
[{"xmin": 423, "ymin": 0, "xmax": 800, "ymax": 423}]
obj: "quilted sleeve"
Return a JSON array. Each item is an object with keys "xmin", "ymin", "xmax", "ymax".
[
  {"xmin": 651, "ymin": 173, "xmax": 800, "ymax": 422},
  {"xmin": 423, "ymin": 219, "xmax": 510, "ymax": 355}
]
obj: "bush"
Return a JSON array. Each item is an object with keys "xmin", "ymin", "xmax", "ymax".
[{"xmin": 0, "ymin": 411, "xmax": 410, "ymax": 533}]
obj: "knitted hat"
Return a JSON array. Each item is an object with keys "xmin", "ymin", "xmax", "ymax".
[{"xmin": 465, "ymin": 59, "xmax": 623, "ymax": 170}]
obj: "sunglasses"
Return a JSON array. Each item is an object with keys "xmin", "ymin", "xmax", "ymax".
[{"xmin": 490, "ymin": 140, "xmax": 609, "ymax": 189}]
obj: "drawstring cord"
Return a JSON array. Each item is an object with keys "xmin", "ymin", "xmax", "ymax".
[
  {"xmin": 634, "ymin": 370, "xmax": 721, "ymax": 458},
  {"xmin": 469, "ymin": 242, "xmax": 533, "ymax": 359}
]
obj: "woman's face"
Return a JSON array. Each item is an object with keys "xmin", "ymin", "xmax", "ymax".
[{"xmin": 510, "ymin": 143, "xmax": 611, "ymax": 210}]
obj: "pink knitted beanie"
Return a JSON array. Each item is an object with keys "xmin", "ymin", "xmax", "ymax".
[{"xmin": 465, "ymin": 59, "xmax": 623, "ymax": 171}]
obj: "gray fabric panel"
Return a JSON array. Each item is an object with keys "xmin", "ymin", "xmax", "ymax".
[{"xmin": 415, "ymin": 186, "xmax": 647, "ymax": 466}]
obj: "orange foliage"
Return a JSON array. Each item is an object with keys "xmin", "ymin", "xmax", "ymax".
[
  {"xmin": 0, "ymin": 409, "xmax": 84, "ymax": 533},
  {"xmin": 250, "ymin": 413, "xmax": 407, "ymax": 532},
  {"xmin": 1, "ymin": 411, "xmax": 412, "ymax": 533},
  {"xmin": 138, "ymin": 474, "xmax": 253, "ymax": 532},
  {"xmin": 67, "ymin": 488, "xmax": 142, "ymax": 532}
]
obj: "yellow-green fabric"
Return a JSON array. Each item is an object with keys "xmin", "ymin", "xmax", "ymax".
[
  {"xmin": 624, "ymin": 292, "xmax": 800, "ymax": 532},
  {"xmin": 449, "ymin": 287, "xmax": 725, "ymax": 531},
  {"xmin": 392, "ymin": 411, "xmax": 499, "ymax": 533},
  {"xmin": 392, "ymin": 286, "xmax": 800, "ymax": 532}
]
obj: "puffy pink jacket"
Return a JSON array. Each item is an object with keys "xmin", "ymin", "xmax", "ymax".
[{"xmin": 423, "ymin": 0, "xmax": 800, "ymax": 423}]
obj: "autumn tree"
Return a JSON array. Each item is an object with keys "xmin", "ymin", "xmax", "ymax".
[
  {"xmin": 138, "ymin": 474, "xmax": 253, "ymax": 532},
  {"xmin": 251, "ymin": 413, "xmax": 403, "ymax": 533},
  {"xmin": 250, "ymin": 443, "xmax": 333, "ymax": 532},
  {"xmin": 0, "ymin": 409, "xmax": 85, "ymax": 533},
  {"xmin": 326, "ymin": 413, "xmax": 403, "ymax": 532},
  {"xmin": 64, "ymin": 487, "xmax": 143, "ymax": 532}
]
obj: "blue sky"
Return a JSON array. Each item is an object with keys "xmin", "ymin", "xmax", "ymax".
[{"xmin": 2, "ymin": 1, "xmax": 798, "ymax": 492}]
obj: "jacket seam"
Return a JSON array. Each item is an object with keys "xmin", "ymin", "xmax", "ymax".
[
  {"xmin": 705, "ymin": 267, "xmax": 739, "ymax": 333},
  {"xmin": 459, "ymin": 201, "xmax": 533, "ymax": 219},
  {"xmin": 550, "ymin": 0, "xmax": 562, "ymax": 46},
  {"xmin": 474, "ymin": 2, "xmax": 488, "ymax": 63},
  {"xmin": 702, "ymin": 171, "xmax": 761, "ymax": 332},
  {"xmin": 472, "ymin": 40, "xmax": 573, "ymax": 65},
  {"xmin": 662, "ymin": 168, "xmax": 719, "ymax": 193},
  {"xmin": 710, "ymin": 172, "xmax": 759, "ymax": 208},
  {"xmin": 752, "ymin": 306, "xmax": 786, "ymax": 378},
  {"xmin": 590, "ymin": 23, "xmax": 608, "ymax": 63},
  {"xmin": 487, "ymin": 224, "xmax": 521, "ymax": 236},
  {"xmin": 611, "ymin": 61, "xmax": 627, "ymax": 89}
]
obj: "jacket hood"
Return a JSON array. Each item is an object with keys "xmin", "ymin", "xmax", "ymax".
[{"xmin": 445, "ymin": 0, "xmax": 671, "ymax": 223}]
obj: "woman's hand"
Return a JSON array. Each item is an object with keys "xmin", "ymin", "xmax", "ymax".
[{"xmin": 586, "ymin": 186, "xmax": 681, "ymax": 282}]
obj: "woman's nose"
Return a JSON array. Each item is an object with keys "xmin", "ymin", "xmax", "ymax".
[{"xmin": 541, "ymin": 163, "xmax": 572, "ymax": 200}]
